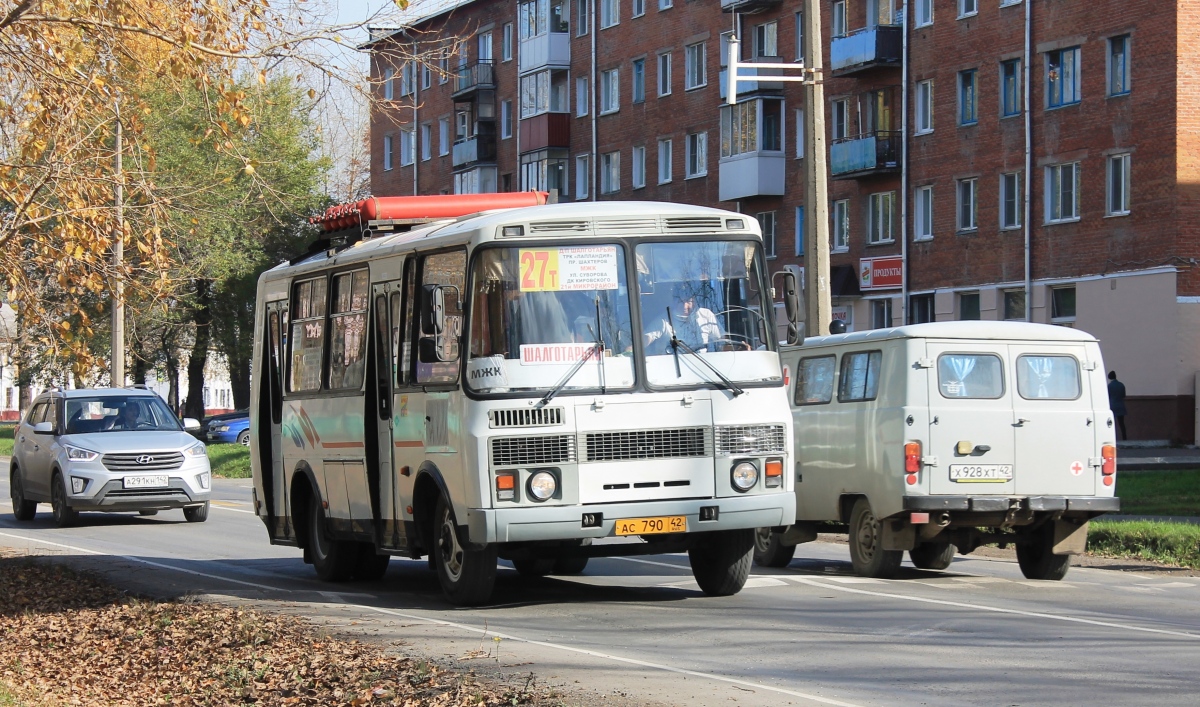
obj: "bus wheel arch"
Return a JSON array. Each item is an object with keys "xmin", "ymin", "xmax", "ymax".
[
  {"xmin": 412, "ymin": 463, "xmax": 451, "ymax": 557},
  {"xmin": 290, "ymin": 464, "xmax": 319, "ymax": 554}
]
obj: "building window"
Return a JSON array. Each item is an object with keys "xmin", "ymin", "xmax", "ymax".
[
  {"xmin": 600, "ymin": 151, "xmax": 620, "ymax": 193},
  {"xmin": 502, "ymin": 23, "xmax": 514, "ymax": 60},
  {"xmin": 421, "ymin": 124, "xmax": 432, "ymax": 161},
  {"xmin": 914, "ymin": 185, "xmax": 933, "ymax": 240},
  {"xmin": 959, "ymin": 292, "xmax": 981, "ymax": 320},
  {"xmin": 657, "ymin": 138, "xmax": 672, "ymax": 183},
  {"xmin": 867, "ymin": 192, "xmax": 895, "ymax": 245},
  {"xmin": 1051, "ymin": 286, "xmax": 1077, "ymax": 321},
  {"xmin": 914, "ymin": 0, "xmax": 932, "ymax": 27},
  {"xmin": 455, "ymin": 110, "xmax": 469, "ymax": 140},
  {"xmin": 422, "ymin": 64, "xmax": 431, "ymax": 90},
  {"xmin": 1046, "ymin": 162, "xmax": 1081, "ymax": 222},
  {"xmin": 1003, "ymin": 289, "xmax": 1025, "ymax": 320},
  {"xmin": 795, "ymin": 206, "xmax": 805, "ymax": 256},
  {"xmin": 720, "ymin": 98, "xmax": 783, "ymax": 157},
  {"xmin": 438, "ymin": 55, "xmax": 449, "ymax": 84},
  {"xmin": 871, "ymin": 299, "xmax": 892, "ymax": 329},
  {"xmin": 1001, "ymin": 172, "xmax": 1021, "ymax": 229},
  {"xmin": 600, "ymin": 0, "xmax": 618, "ymax": 28},
  {"xmin": 909, "ymin": 294, "xmax": 934, "ymax": 324},
  {"xmin": 632, "ymin": 58, "xmax": 645, "ymax": 103},
  {"xmin": 832, "ymin": 198, "xmax": 849, "ymax": 251},
  {"xmin": 685, "ymin": 42, "xmax": 706, "ymax": 90},
  {"xmin": 958, "ymin": 69, "xmax": 977, "ymax": 125},
  {"xmin": 659, "ymin": 0, "xmax": 671, "ymax": 10},
  {"xmin": 658, "ymin": 52, "xmax": 672, "ymax": 96},
  {"xmin": 501, "ymin": 100, "xmax": 513, "ymax": 139},
  {"xmin": 478, "ymin": 32, "xmax": 493, "ymax": 62},
  {"xmin": 520, "ymin": 149, "xmax": 570, "ymax": 196},
  {"xmin": 400, "ymin": 62, "xmax": 416, "ymax": 97},
  {"xmin": 958, "ymin": 0, "xmax": 977, "ymax": 18},
  {"xmin": 957, "ymin": 178, "xmax": 977, "ymax": 231},
  {"xmin": 576, "ymin": 76, "xmax": 589, "ymax": 116},
  {"xmin": 383, "ymin": 68, "xmax": 394, "ymax": 101},
  {"xmin": 576, "ymin": 154, "xmax": 590, "ymax": 198},
  {"xmin": 757, "ymin": 212, "xmax": 777, "ymax": 258},
  {"xmin": 383, "ymin": 135, "xmax": 394, "ymax": 171},
  {"xmin": 438, "ymin": 118, "xmax": 449, "ymax": 155},
  {"xmin": 1109, "ymin": 35, "xmax": 1130, "ymax": 96},
  {"xmin": 632, "ymin": 0, "xmax": 645, "ymax": 18},
  {"xmin": 1107, "ymin": 153, "xmax": 1131, "ymax": 216},
  {"xmin": 794, "ymin": 12, "xmax": 804, "ymax": 63},
  {"xmin": 1047, "ymin": 47, "xmax": 1082, "ymax": 108},
  {"xmin": 521, "ymin": 70, "xmax": 568, "ymax": 118},
  {"xmin": 794, "ymin": 109, "xmax": 805, "ymax": 158},
  {"xmin": 832, "ymin": 1, "xmax": 846, "ymax": 38},
  {"xmin": 576, "ymin": 0, "xmax": 589, "ymax": 35},
  {"xmin": 915, "ymin": 79, "xmax": 933, "ymax": 134},
  {"xmin": 831, "ymin": 98, "xmax": 848, "ymax": 140},
  {"xmin": 754, "ymin": 21, "xmax": 778, "ymax": 58},
  {"xmin": 632, "ymin": 145, "xmax": 646, "ymax": 188},
  {"xmin": 1001, "ymin": 59, "xmax": 1021, "ymax": 117},
  {"xmin": 399, "ymin": 129, "xmax": 415, "ymax": 166},
  {"xmin": 600, "ymin": 68, "xmax": 619, "ymax": 113},
  {"xmin": 685, "ymin": 131, "xmax": 707, "ymax": 177}
]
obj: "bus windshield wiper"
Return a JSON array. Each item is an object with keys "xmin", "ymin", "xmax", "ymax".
[
  {"xmin": 536, "ymin": 341, "xmax": 602, "ymax": 408},
  {"xmin": 665, "ymin": 309, "xmax": 744, "ymax": 397}
]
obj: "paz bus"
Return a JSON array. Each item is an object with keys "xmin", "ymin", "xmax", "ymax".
[{"xmin": 249, "ymin": 192, "xmax": 801, "ymax": 605}]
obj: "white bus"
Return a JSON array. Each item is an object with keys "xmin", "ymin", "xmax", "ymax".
[{"xmin": 249, "ymin": 193, "xmax": 800, "ymax": 605}]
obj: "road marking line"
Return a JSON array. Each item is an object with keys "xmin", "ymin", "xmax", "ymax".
[
  {"xmin": 788, "ymin": 576, "xmax": 1199, "ymax": 640},
  {"xmin": 209, "ymin": 503, "xmax": 256, "ymax": 514},
  {"xmin": 609, "ymin": 556, "xmax": 689, "ymax": 571}
]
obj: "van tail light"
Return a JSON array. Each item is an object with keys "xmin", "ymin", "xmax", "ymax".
[
  {"xmin": 904, "ymin": 442, "xmax": 921, "ymax": 485},
  {"xmin": 496, "ymin": 472, "xmax": 516, "ymax": 501},
  {"xmin": 765, "ymin": 458, "xmax": 784, "ymax": 488},
  {"xmin": 1101, "ymin": 445, "xmax": 1116, "ymax": 485}
]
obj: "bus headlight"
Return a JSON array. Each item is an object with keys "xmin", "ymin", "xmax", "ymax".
[
  {"xmin": 731, "ymin": 462, "xmax": 759, "ymax": 492},
  {"xmin": 528, "ymin": 470, "xmax": 557, "ymax": 502}
]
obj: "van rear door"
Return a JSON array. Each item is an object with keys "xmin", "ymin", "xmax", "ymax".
[
  {"xmin": 1008, "ymin": 345, "xmax": 1097, "ymax": 496},
  {"xmin": 925, "ymin": 344, "xmax": 1016, "ymax": 496}
]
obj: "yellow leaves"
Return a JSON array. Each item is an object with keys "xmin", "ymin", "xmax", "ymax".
[
  {"xmin": 307, "ymin": 88, "xmax": 315, "ymax": 100},
  {"xmin": 257, "ymin": 71, "xmax": 267, "ymax": 86}
]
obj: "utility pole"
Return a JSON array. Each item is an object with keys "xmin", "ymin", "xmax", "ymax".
[
  {"xmin": 112, "ymin": 98, "xmax": 125, "ymax": 387},
  {"xmin": 727, "ymin": 0, "xmax": 830, "ymax": 336}
]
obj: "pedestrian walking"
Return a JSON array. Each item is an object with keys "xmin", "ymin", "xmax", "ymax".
[{"xmin": 1107, "ymin": 371, "xmax": 1127, "ymax": 440}]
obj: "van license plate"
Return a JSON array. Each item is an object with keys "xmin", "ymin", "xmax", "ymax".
[
  {"xmin": 123, "ymin": 475, "xmax": 168, "ymax": 489},
  {"xmin": 949, "ymin": 465, "xmax": 1013, "ymax": 482},
  {"xmin": 614, "ymin": 516, "xmax": 687, "ymax": 536}
]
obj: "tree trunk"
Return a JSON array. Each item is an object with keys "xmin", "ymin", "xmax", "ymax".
[
  {"xmin": 184, "ymin": 279, "xmax": 212, "ymax": 419},
  {"xmin": 131, "ymin": 334, "xmax": 148, "ymax": 385},
  {"xmin": 230, "ymin": 351, "xmax": 251, "ymax": 409}
]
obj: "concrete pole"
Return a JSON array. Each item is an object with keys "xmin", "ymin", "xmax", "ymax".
[
  {"xmin": 802, "ymin": 0, "xmax": 831, "ymax": 336},
  {"xmin": 111, "ymin": 99, "xmax": 125, "ymax": 387}
]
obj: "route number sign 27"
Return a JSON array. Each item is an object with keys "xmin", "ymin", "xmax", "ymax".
[{"xmin": 519, "ymin": 246, "xmax": 620, "ymax": 292}]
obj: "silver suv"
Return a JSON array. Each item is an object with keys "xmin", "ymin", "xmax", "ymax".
[{"xmin": 9, "ymin": 388, "xmax": 212, "ymax": 526}]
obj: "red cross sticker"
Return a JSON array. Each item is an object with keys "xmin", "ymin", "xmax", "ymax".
[{"xmin": 1070, "ymin": 461, "xmax": 1084, "ymax": 476}]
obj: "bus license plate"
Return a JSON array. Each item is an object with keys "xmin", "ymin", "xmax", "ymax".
[
  {"xmin": 123, "ymin": 475, "xmax": 168, "ymax": 489},
  {"xmin": 614, "ymin": 516, "xmax": 687, "ymax": 536},
  {"xmin": 949, "ymin": 465, "xmax": 1013, "ymax": 482}
]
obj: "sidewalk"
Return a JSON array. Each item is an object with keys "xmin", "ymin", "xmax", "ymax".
[{"xmin": 1117, "ymin": 445, "xmax": 1200, "ymax": 472}]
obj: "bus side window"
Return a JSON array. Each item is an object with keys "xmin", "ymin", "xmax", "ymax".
[
  {"xmin": 373, "ymin": 294, "xmax": 391, "ymax": 420},
  {"xmin": 289, "ymin": 276, "xmax": 327, "ymax": 392},
  {"xmin": 416, "ymin": 249, "xmax": 466, "ymax": 385},
  {"xmin": 327, "ymin": 270, "xmax": 369, "ymax": 390},
  {"xmin": 268, "ymin": 310, "xmax": 283, "ymax": 422},
  {"xmin": 394, "ymin": 258, "xmax": 417, "ymax": 386}
]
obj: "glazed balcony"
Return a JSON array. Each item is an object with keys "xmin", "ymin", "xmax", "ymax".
[
  {"xmin": 830, "ymin": 26, "xmax": 902, "ymax": 76},
  {"xmin": 830, "ymin": 131, "xmax": 902, "ymax": 179}
]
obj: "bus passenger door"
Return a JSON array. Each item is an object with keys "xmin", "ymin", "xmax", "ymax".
[
  {"xmin": 389, "ymin": 258, "xmax": 423, "ymax": 549},
  {"xmin": 262, "ymin": 303, "xmax": 290, "ymax": 540},
  {"xmin": 371, "ymin": 281, "xmax": 404, "ymax": 550}
]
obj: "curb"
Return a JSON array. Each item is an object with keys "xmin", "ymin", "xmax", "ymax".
[{"xmin": 1117, "ymin": 459, "xmax": 1200, "ymax": 472}]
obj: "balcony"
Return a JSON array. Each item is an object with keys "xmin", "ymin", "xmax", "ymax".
[
  {"xmin": 830, "ymin": 26, "xmax": 902, "ymax": 76},
  {"xmin": 718, "ymin": 152, "xmax": 786, "ymax": 201},
  {"xmin": 720, "ymin": 0, "xmax": 782, "ymax": 13},
  {"xmin": 519, "ymin": 32, "xmax": 570, "ymax": 74},
  {"xmin": 452, "ymin": 61, "xmax": 495, "ymax": 99},
  {"xmin": 452, "ymin": 127, "xmax": 498, "ymax": 168},
  {"xmin": 830, "ymin": 131, "xmax": 902, "ymax": 179},
  {"xmin": 519, "ymin": 112, "xmax": 570, "ymax": 152},
  {"xmin": 719, "ymin": 57, "xmax": 784, "ymax": 101}
]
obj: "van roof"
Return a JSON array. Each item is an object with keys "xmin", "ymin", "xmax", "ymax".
[{"xmin": 797, "ymin": 321, "xmax": 1097, "ymax": 347}]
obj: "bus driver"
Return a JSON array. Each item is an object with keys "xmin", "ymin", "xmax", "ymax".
[{"xmin": 644, "ymin": 282, "xmax": 724, "ymax": 354}]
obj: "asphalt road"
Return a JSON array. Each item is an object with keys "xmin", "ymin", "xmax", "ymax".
[{"xmin": 3, "ymin": 475, "xmax": 1199, "ymax": 707}]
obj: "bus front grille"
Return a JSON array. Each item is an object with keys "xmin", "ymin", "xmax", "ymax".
[
  {"xmin": 583, "ymin": 428, "xmax": 710, "ymax": 462},
  {"xmin": 715, "ymin": 425, "xmax": 787, "ymax": 455},
  {"xmin": 489, "ymin": 407, "xmax": 564, "ymax": 428},
  {"xmin": 489, "ymin": 435, "xmax": 576, "ymax": 467}
]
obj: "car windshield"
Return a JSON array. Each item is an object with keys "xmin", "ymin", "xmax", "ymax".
[{"xmin": 64, "ymin": 396, "xmax": 182, "ymax": 434}]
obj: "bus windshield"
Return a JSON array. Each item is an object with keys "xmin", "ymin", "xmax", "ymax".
[{"xmin": 467, "ymin": 244, "xmax": 635, "ymax": 393}]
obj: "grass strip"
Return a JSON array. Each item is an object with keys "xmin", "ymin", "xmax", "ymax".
[
  {"xmin": 206, "ymin": 443, "xmax": 251, "ymax": 478},
  {"xmin": 0, "ymin": 424, "xmax": 13, "ymax": 457},
  {"xmin": 1114, "ymin": 470, "xmax": 1200, "ymax": 516},
  {"xmin": 1088, "ymin": 519, "xmax": 1200, "ymax": 569}
]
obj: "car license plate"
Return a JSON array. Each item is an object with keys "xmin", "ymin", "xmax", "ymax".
[
  {"xmin": 123, "ymin": 475, "xmax": 168, "ymax": 489},
  {"xmin": 949, "ymin": 464, "xmax": 1013, "ymax": 482},
  {"xmin": 614, "ymin": 516, "xmax": 687, "ymax": 536}
]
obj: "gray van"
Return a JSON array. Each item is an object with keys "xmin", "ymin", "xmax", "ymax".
[{"xmin": 759, "ymin": 322, "xmax": 1119, "ymax": 581}]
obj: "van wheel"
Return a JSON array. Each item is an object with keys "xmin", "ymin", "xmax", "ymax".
[
  {"xmin": 51, "ymin": 473, "xmax": 78, "ymax": 528},
  {"xmin": 909, "ymin": 540, "xmax": 955, "ymax": 570},
  {"xmin": 10, "ymin": 468, "xmax": 37, "ymax": 521},
  {"xmin": 183, "ymin": 502, "xmax": 209, "ymax": 523},
  {"xmin": 433, "ymin": 496, "xmax": 497, "ymax": 605},
  {"xmin": 688, "ymin": 529, "xmax": 754, "ymax": 596},
  {"xmin": 352, "ymin": 544, "xmax": 391, "ymax": 581},
  {"xmin": 511, "ymin": 558, "xmax": 555, "ymax": 577},
  {"xmin": 848, "ymin": 498, "xmax": 902, "ymax": 579},
  {"xmin": 753, "ymin": 527, "xmax": 797, "ymax": 568},
  {"xmin": 308, "ymin": 498, "xmax": 358, "ymax": 582},
  {"xmin": 553, "ymin": 556, "xmax": 589, "ymax": 575},
  {"xmin": 1016, "ymin": 523, "xmax": 1072, "ymax": 581}
]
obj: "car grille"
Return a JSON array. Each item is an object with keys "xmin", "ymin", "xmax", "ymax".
[
  {"xmin": 583, "ymin": 428, "xmax": 710, "ymax": 462},
  {"xmin": 101, "ymin": 452, "xmax": 185, "ymax": 473},
  {"xmin": 715, "ymin": 425, "xmax": 787, "ymax": 455},
  {"xmin": 489, "ymin": 435, "xmax": 576, "ymax": 468}
]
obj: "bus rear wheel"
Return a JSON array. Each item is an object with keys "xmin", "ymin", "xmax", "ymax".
[
  {"xmin": 433, "ymin": 496, "xmax": 497, "ymax": 605},
  {"xmin": 353, "ymin": 544, "xmax": 391, "ymax": 581},
  {"xmin": 308, "ymin": 497, "xmax": 358, "ymax": 582},
  {"xmin": 688, "ymin": 528, "xmax": 754, "ymax": 596}
]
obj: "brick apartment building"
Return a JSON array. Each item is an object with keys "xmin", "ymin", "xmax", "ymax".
[{"xmin": 364, "ymin": 0, "xmax": 1200, "ymax": 443}]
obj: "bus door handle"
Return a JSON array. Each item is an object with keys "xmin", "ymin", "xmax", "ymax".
[{"xmin": 1014, "ymin": 418, "xmax": 1031, "ymax": 427}]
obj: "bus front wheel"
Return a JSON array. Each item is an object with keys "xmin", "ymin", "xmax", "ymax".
[
  {"xmin": 308, "ymin": 497, "xmax": 358, "ymax": 582},
  {"xmin": 433, "ymin": 496, "xmax": 497, "ymax": 605},
  {"xmin": 688, "ymin": 528, "xmax": 754, "ymax": 596}
]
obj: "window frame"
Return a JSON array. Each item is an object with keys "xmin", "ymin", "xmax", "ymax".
[
  {"xmin": 958, "ymin": 69, "xmax": 978, "ymax": 126},
  {"xmin": 914, "ymin": 0, "xmax": 932, "ymax": 27},
  {"xmin": 502, "ymin": 23, "xmax": 514, "ymax": 61},
  {"xmin": 657, "ymin": 138, "xmax": 673, "ymax": 184},
  {"xmin": 383, "ymin": 67, "xmax": 395, "ymax": 101},
  {"xmin": 576, "ymin": 75, "xmax": 589, "ymax": 116},
  {"xmin": 501, "ymin": 100, "xmax": 514, "ymax": 139},
  {"xmin": 957, "ymin": 0, "xmax": 977, "ymax": 19},
  {"xmin": 1051, "ymin": 286, "xmax": 1077, "ymax": 322},
  {"xmin": 600, "ymin": 0, "xmax": 618, "ymax": 29},
  {"xmin": 832, "ymin": 198, "xmax": 850, "ymax": 251},
  {"xmin": 600, "ymin": 68, "xmax": 620, "ymax": 114},
  {"xmin": 914, "ymin": 185, "xmax": 933, "ymax": 241},
  {"xmin": 936, "ymin": 353, "xmax": 1006, "ymax": 400},
  {"xmin": 956, "ymin": 177, "xmax": 978, "ymax": 232},
  {"xmin": 871, "ymin": 299, "xmax": 892, "ymax": 329},
  {"xmin": 438, "ymin": 118, "xmax": 450, "ymax": 156},
  {"xmin": 632, "ymin": 58, "xmax": 646, "ymax": 103},
  {"xmin": 1107, "ymin": 153, "xmax": 1131, "ymax": 216},
  {"xmin": 1108, "ymin": 34, "xmax": 1131, "ymax": 97},
  {"xmin": 600, "ymin": 150, "xmax": 621, "ymax": 194},
  {"xmin": 632, "ymin": 0, "xmax": 645, "ymax": 18},
  {"xmin": 1000, "ymin": 171, "xmax": 1021, "ymax": 229},
  {"xmin": 576, "ymin": 0, "xmax": 589, "ymax": 36},
  {"xmin": 793, "ymin": 355, "xmax": 836, "ymax": 406},
  {"xmin": 1001, "ymin": 59, "xmax": 1021, "ymax": 118},
  {"xmin": 757, "ymin": 211, "xmax": 777, "ymax": 259},
  {"xmin": 657, "ymin": 52, "xmax": 672, "ymax": 97},
  {"xmin": 1003, "ymin": 289, "xmax": 1026, "ymax": 320},
  {"xmin": 575, "ymin": 154, "xmax": 590, "ymax": 198},
  {"xmin": 867, "ymin": 191, "xmax": 895, "ymax": 245},
  {"xmin": 383, "ymin": 134, "xmax": 394, "ymax": 171},
  {"xmin": 915, "ymin": 79, "xmax": 934, "ymax": 134},
  {"xmin": 1016, "ymin": 354, "xmax": 1082, "ymax": 401},
  {"xmin": 420, "ymin": 123, "xmax": 432, "ymax": 161},
  {"xmin": 326, "ymin": 269, "xmax": 371, "ymax": 392},
  {"xmin": 684, "ymin": 42, "xmax": 706, "ymax": 90},
  {"xmin": 1046, "ymin": 162, "xmax": 1081, "ymax": 223},
  {"xmin": 959, "ymin": 292, "xmax": 981, "ymax": 320},
  {"xmin": 831, "ymin": 98, "xmax": 849, "ymax": 140},
  {"xmin": 632, "ymin": 145, "xmax": 646, "ymax": 188},
  {"xmin": 837, "ymin": 350, "xmax": 883, "ymax": 403},
  {"xmin": 685, "ymin": 131, "xmax": 707, "ymax": 178},
  {"xmin": 1046, "ymin": 47, "xmax": 1082, "ymax": 109}
]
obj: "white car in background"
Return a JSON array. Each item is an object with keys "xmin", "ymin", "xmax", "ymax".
[{"xmin": 9, "ymin": 387, "xmax": 211, "ymax": 526}]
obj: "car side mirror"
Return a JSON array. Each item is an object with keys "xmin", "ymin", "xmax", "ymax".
[
  {"xmin": 182, "ymin": 418, "xmax": 202, "ymax": 431},
  {"xmin": 33, "ymin": 421, "xmax": 54, "ymax": 435}
]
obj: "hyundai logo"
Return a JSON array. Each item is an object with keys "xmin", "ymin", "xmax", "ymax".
[{"xmin": 135, "ymin": 455, "xmax": 155, "ymax": 465}]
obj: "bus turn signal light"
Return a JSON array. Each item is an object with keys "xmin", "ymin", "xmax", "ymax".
[
  {"xmin": 765, "ymin": 458, "xmax": 783, "ymax": 488},
  {"xmin": 496, "ymin": 472, "xmax": 516, "ymax": 501},
  {"xmin": 905, "ymin": 442, "xmax": 922, "ymax": 474}
]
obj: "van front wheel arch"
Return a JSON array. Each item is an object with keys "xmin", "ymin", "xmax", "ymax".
[{"xmin": 848, "ymin": 498, "xmax": 902, "ymax": 579}]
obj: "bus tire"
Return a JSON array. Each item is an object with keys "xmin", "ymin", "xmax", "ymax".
[
  {"xmin": 1016, "ymin": 523, "xmax": 1072, "ymax": 581},
  {"xmin": 308, "ymin": 498, "xmax": 358, "ymax": 582},
  {"xmin": 848, "ymin": 498, "xmax": 902, "ymax": 579},
  {"xmin": 753, "ymin": 527, "xmax": 796, "ymax": 568},
  {"xmin": 511, "ymin": 558, "xmax": 555, "ymax": 577},
  {"xmin": 688, "ymin": 528, "xmax": 754, "ymax": 597},
  {"xmin": 909, "ymin": 540, "xmax": 955, "ymax": 571},
  {"xmin": 353, "ymin": 544, "xmax": 391, "ymax": 581},
  {"xmin": 433, "ymin": 496, "xmax": 497, "ymax": 605},
  {"xmin": 553, "ymin": 556, "xmax": 589, "ymax": 575}
]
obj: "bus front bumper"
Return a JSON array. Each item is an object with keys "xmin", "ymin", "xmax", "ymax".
[{"xmin": 465, "ymin": 494, "xmax": 795, "ymax": 545}]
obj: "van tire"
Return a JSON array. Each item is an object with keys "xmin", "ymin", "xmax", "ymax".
[
  {"xmin": 308, "ymin": 498, "xmax": 358, "ymax": 582},
  {"xmin": 512, "ymin": 558, "xmax": 556, "ymax": 577},
  {"xmin": 1016, "ymin": 523, "xmax": 1071, "ymax": 581},
  {"xmin": 352, "ymin": 544, "xmax": 391, "ymax": 581},
  {"xmin": 753, "ymin": 527, "xmax": 797, "ymax": 568},
  {"xmin": 688, "ymin": 528, "xmax": 754, "ymax": 596},
  {"xmin": 553, "ymin": 556, "xmax": 589, "ymax": 575},
  {"xmin": 433, "ymin": 496, "xmax": 497, "ymax": 605},
  {"xmin": 909, "ymin": 540, "xmax": 955, "ymax": 570},
  {"xmin": 848, "ymin": 499, "xmax": 902, "ymax": 579}
]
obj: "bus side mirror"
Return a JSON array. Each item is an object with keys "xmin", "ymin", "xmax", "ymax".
[
  {"xmin": 421, "ymin": 284, "xmax": 446, "ymax": 336},
  {"xmin": 775, "ymin": 270, "xmax": 804, "ymax": 346}
]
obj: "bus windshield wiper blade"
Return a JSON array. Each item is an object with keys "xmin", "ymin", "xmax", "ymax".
[
  {"xmin": 669, "ymin": 333, "xmax": 745, "ymax": 397},
  {"xmin": 536, "ymin": 343, "xmax": 601, "ymax": 408}
]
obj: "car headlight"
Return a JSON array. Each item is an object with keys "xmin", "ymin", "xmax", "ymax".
[
  {"xmin": 527, "ymin": 470, "xmax": 557, "ymax": 502},
  {"xmin": 214, "ymin": 424, "xmax": 229, "ymax": 432},
  {"xmin": 64, "ymin": 446, "xmax": 99, "ymax": 462},
  {"xmin": 731, "ymin": 461, "xmax": 759, "ymax": 492},
  {"xmin": 184, "ymin": 442, "xmax": 207, "ymax": 457}
]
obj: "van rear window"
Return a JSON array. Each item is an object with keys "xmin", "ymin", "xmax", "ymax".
[
  {"xmin": 937, "ymin": 354, "xmax": 1004, "ymax": 399},
  {"xmin": 795, "ymin": 355, "xmax": 836, "ymax": 405},
  {"xmin": 1016, "ymin": 355, "xmax": 1081, "ymax": 400},
  {"xmin": 838, "ymin": 351, "xmax": 882, "ymax": 402}
]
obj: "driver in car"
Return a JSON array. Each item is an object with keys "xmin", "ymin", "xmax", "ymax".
[
  {"xmin": 644, "ymin": 283, "xmax": 725, "ymax": 353},
  {"xmin": 112, "ymin": 404, "xmax": 143, "ymax": 430}
]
